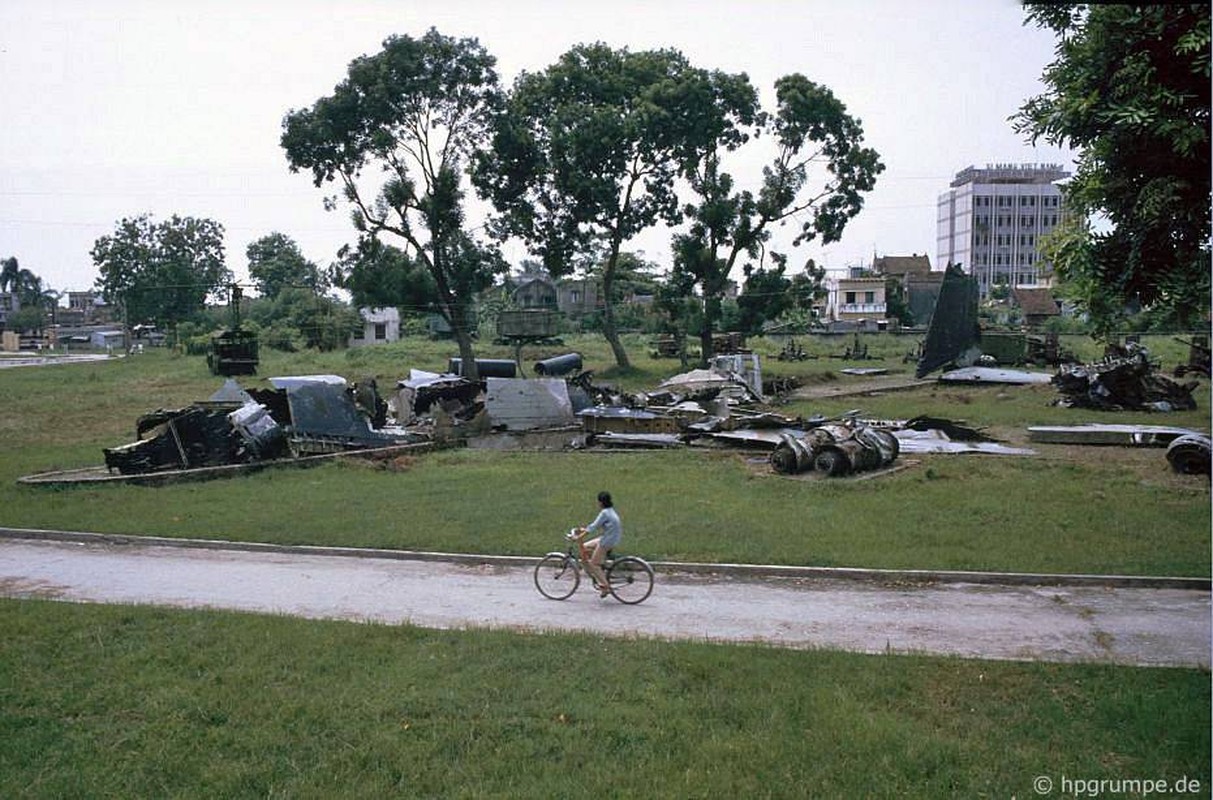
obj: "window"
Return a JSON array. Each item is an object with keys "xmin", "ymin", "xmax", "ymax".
[
  {"xmin": 845, "ymin": 291, "xmax": 857, "ymax": 304},
  {"xmin": 375, "ymin": 323, "xmax": 387, "ymax": 340},
  {"xmin": 863, "ymin": 291, "xmax": 875, "ymax": 304}
]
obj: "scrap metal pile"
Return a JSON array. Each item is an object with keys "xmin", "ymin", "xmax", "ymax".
[
  {"xmin": 101, "ymin": 349, "xmax": 1040, "ymax": 481},
  {"xmin": 1051, "ymin": 342, "xmax": 1198, "ymax": 411},
  {"xmin": 103, "ymin": 376, "xmax": 421, "ymax": 475}
]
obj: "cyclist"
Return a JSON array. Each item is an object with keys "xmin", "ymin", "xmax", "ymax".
[{"xmin": 569, "ymin": 490, "xmax": 622, "ymax": 598}]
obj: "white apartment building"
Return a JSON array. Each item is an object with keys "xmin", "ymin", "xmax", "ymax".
[{"xmin": 936, "ymin": 163, "xmax": 1069, "ymax": 298}]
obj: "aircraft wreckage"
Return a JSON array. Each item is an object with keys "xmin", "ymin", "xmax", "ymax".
[{"xmin": 17, "ymin": 351, "xmax": 1048, "ymax": 487}]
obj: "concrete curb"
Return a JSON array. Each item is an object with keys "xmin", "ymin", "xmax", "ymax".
[{"xmin": 1, "ymin": 527, "xmax": 1207, "ymax": 591}]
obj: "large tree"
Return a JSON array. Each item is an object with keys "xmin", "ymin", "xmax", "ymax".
[
  {"xmin": 281, "ymin": 29, "xmax": 506, "ymax": 379},
  {"xmin": 1014, "ymin": 3, "xmax": 1210, "ymax": 332},
  {"xmin": 246, "ymin": 232, "xmax": 322, "ymax": 300},
  {"xmin": 91, "ymin": 214, "xmax": 231, "ymax": 327},
  {"xmin": 475, "ymin": 45, "xmax": 757, "ymax": 369},
  {"xmin": 674, "ymin": 74, "xmax": 883, "ymax": 363}
]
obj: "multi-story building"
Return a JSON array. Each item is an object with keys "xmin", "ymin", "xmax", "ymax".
[{"xmin": 936, "ymin": 163, "xmax": 1069, "ymax": 298}]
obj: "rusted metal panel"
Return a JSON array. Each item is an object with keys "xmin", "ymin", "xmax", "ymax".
[{"xmin": 578, "ymin": 407, "xmax": 679, "ymax": 435}]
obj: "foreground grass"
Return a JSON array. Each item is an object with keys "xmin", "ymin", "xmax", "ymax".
[
  {"xmin": 1, "ymin": 600, "xmax": 1207, "ymax": 799},
  {"xmin": 1, "ymin": 338, "xmax": 1208, "ymax": 576}
]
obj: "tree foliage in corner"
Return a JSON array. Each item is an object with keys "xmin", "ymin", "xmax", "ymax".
[
  {"xmin": 281, "ymin": 29, "xmax": 507, "ymax": 378},
  {"xmin": 675, "ymin": 73, "xmax": 883, "ymax": 363},
  {"xmin": 1014, "ymin": 3, "xmax": 1210, "ymax": 332},
  {"xmin": 475, "ymin": 45, "xmax": 750, "ymax": 369},
  {"xmin": 91, "ymin": 214, "xmax": 231, "ymax": 327}
]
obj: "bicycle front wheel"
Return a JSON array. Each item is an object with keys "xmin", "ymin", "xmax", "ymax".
[
  {"xmin": 606, "ymin": 557, "xmax": 654, "ymax": 604},
  {"xmin": 534, "ymin": 553, "xmax": 579, "ymax": 600}
]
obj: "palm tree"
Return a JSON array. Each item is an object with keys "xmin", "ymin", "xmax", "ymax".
[{"xmin": 0, "ymin": 257, "xmax": 19, "ymax": 293}]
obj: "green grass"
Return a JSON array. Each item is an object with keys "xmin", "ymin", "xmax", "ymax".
[
  {"xmin": 1, "ymin": 600, "xmax": 1207, "ymax": 799},
  {"xmin": 1, "ymin": 336, "xmax": 1208, "ymax": 576}
]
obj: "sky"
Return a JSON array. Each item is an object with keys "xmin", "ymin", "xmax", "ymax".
[{"xmin": 0, "ymin": 0, "xmax": 1076, "ymax": 299}]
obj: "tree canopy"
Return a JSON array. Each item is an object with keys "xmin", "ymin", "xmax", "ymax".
[
  {"xmin": 474, "ymin": 44, "xmax": 758, "ymax": 368},
  {"xmin": 246, "ymin": 232, "xmax": 322, "ymax": 300},
  {"xmin": 333, "ymin": 235, "xmax": 439, "ymax": 314},
  {"xmin": 91, "ymin": 214, "xmax": 231, "ymax": 327},
  {"xmin": 281, "ymin": 28, "xmax": 506, "ymax": 378},
  {"xmin": 1014, "ymin": 3, "xmax": 1210, "ymax": 332},
  {"xmin": 673, "ymin": 73, "xmax": 883, "ymax": 362}
]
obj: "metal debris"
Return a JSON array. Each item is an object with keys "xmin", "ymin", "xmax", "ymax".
[
  {"xmin": 1166, "ymin": 434, "xmax": 1211, "ymax": 475},
  {"xmin": 916, "ymin": 264, "xmax": 980, "ymax": 378},
  {"xmin": 533, "ymin": 353, "xmax": 583, "ymax": 377},
  {"xmin": 770, "ymin": 421, "xmax": 899, "ymax": 476},
  {"xmin": 1027, "ymin": 424, "xmax": 1206, "ymax": 446},
  {"xmin": 1052, "ymin": 343, "xmax": 1198, "ymax": 411},
  {"xmin": 484, "ymin": 378, "xmax": 574, "ymax": 431},
  {"xmin": 938, "ymin": 367, "xmax": 1054, "ymax": 385}
]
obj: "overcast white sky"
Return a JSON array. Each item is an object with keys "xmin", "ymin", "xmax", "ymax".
[{"xmin": 1, "ymin": 0, "xmax": 1075, "ymax": 297}]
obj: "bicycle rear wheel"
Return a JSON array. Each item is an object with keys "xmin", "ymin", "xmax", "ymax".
[
  {"xmin": 534, "ymin": 553, "xmax": 579, "ymax": 600},
  {"xmin": 606, "ymin": 557, "xmax": 654, "ymax": 604}
]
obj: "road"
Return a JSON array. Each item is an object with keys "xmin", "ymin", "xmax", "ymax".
[{"xmin": 0, "ymin": 536, "xmax": 1208, "ymax": 668}]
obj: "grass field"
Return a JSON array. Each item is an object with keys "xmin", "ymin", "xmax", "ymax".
[
  {"xmin": 1, "ymin": 600, "xmax": 1208, "ymax": 799},
  {"xmin": 1, "ymin": 334, "xmax": 1208, "ymax": 576},
  {"xmin": 1, "ymin": 333, "xmax": 1209, "ymax": 797}
]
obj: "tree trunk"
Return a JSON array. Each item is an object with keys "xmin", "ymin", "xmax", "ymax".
[
  {"xmin": 445, "ymin": 304, "xmax": 479, "ymax": 382},
  {"xmin": 601, "ymin": 250, "xmax": 631, "ymax": 369},
  {"xmin": 699, "ymin": 295, "xmax": 721, "ymax": 368}
]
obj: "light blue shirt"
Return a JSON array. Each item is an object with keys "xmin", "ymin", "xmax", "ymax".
[{"xmin": 587, "ymin": 507, "xmax": 622, "ymax": 548}]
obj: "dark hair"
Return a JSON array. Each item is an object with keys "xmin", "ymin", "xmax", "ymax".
[{"xmin": 597, "ymin": 491, "xmax": 613, "ymax": 508}]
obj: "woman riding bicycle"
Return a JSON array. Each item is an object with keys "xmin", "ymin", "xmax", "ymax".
[{"xmin": 570, "ymin": 491, "xmax": 622, "ymax": 598}]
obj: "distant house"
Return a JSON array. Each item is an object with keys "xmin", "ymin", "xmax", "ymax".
[
  {"xmin": 832, "ymin": 275, "xmax": 887, "ymax": 323},
  {"xmin": 90, "ymin": 329, "xmax": 126, "ymax": 350},
  {"xmin": 1010, "ymin": 287, "xmax": 1061, "ymax": 329},
  {"xmin": 350, "ymin": 307, "xmax": 400, "ymax": 347},
  {"xmin": 513, "ymin": 274, "xmax": 558, "ymax": 309},
  {"xmin": 556, "ymin": 278, "xmax": 601, "ymax": 319},
  {"xmin": 873, "ymin": 254, "xmax": 941, "ymax": 327},
  {"xmin": 873, "ymin": 254, "xmax": 932, "ymax": 279}
]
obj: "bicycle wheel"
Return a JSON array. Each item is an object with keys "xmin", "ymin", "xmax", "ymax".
[
  {"xmin": 605, "ymin": 557, "xmax": 654, "ymax": 604},
  {"xmin": 534, "ymin": 553, "xmax": 579, "ymax": 600}
]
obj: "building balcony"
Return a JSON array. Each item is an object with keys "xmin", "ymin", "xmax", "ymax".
[{"xmin": 838, "ymin": 303, "xmax": 886, "ymax": 315}]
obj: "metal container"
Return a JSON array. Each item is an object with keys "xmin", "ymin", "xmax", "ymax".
[
  {"xmin": 447, "ymin": 358, "xmax": 518, "ymax": 378},
  {"xmin": 533, "ymin": 352, "xmax": 583, "ymax": 377}
]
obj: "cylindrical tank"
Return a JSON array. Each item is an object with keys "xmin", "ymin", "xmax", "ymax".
[
  {"xmin": 533, "ymin": 353, "xmax": 583, "ymax": 377},
  {"xmin": 447, "ymin": 358, "xmax": 518, "ymax": 378}
]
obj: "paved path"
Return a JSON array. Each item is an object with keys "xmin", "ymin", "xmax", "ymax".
[{"xmin": 0, "ymin": 537, "xmax": 1208, "ymax": 668}]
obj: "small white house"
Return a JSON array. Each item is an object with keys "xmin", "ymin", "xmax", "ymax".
[{"xmin": 350, "ymin": 307, "xmax": 400, "ymax": 348}]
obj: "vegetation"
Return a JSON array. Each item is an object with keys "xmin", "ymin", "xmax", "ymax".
[
  {"xmin": 0, "ymin": 256, "xmax": 63, "ymax": 334},
  {"xmin": 90, "ymin": 214, "xmax": 232, "ymax": 328},
  {"xmin": 281, "ymin": 29, "xmax": 508, "ymax": 381},
  {"xmin": 675, "ymin": 74, "xmax": 883, "ymax": 364},
  {"xmin": 1, "ymin": 600, "xmax": 1207, "ymax": 799},
  {"xmin": 477, "ymin": 45, "xmax": 729, "ymax": 370},
  {"xmin": 1015, "ymin": 3, "xmax": 1211, "ymax": 333},
  {"xmin": 245, "ymin": 232, "xmax": 323, "ymax": 300}
]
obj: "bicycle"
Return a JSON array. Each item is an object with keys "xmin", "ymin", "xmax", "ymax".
[{"xmin": 533, "ymin": 530, "xmax": 655, "ymax": 605}]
